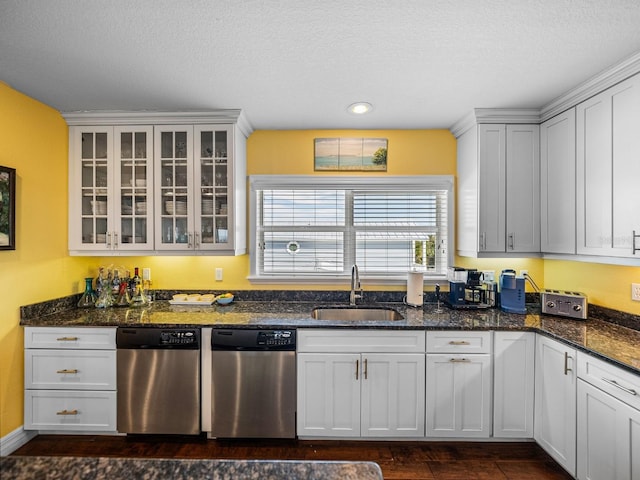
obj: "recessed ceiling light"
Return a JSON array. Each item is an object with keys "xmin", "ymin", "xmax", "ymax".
[{"xmin": 347, "ymin": 102, "xmax": 373, "ymax": 115}]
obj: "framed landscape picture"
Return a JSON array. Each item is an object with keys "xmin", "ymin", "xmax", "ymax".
[
  {"xmin": 314, "ymin": 138, "xmax": 388, "ymax": 171},
  {"xmin": 0, "ymin": 166, "xmax": 16, "ymax": 250}
]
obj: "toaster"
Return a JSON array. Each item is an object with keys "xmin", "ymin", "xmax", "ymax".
[{"xmin": 540, "ymin": 289, "xmax": 588, "ymax": 320}]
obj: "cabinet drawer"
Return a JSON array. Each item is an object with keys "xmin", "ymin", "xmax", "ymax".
[
  {"xmin": 24, "ymin": 390, "xmax": 117, "ymax": 431},
  {"xmin": 25, "ymin": 349, "xmax": 116, "ymax": 390},
  {"xmin": 24, "ymin": 327, "xmax": 116, "ymax": 350},
  {"xmin": 577, "ymin": 351, "xmax": 640, "ymax": 411},
  {"xmin": 297, "ymin": 329, "xmax": 426, "ymax": 353},
  {"xmin": 426, "ymin": 331, "xmax": 492, "ymax": 353}
]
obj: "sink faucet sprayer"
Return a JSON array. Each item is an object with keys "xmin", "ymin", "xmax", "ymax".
[{"xmin": 350, "ymin": 264, "xmax": 363, "ymax": 306}]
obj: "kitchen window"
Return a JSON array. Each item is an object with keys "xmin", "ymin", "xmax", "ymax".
[{"xmin": 249, "ymin": 175, "xmax": 453, "ymax": 283}]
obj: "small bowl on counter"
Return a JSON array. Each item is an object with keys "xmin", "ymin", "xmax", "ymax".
[{"xmin": 216, "ymin": 294, "xmax": 234, "ymax": 305}]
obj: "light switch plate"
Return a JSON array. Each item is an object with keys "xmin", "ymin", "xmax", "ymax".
[{"xmin": 215, "ymin": 268, "xmax": 223, "ymax": 281}]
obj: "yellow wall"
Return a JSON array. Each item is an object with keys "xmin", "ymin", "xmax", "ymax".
[
  {"xmin": 0, "ymin": 83, "xmax": 95, "ymax": 437},
  {"xmin": 88, "ymin": 129, "xmax": 462, "ymax": 292},
  {"xmin": 1, "ymin": 89, "xmax": 639, "ymax": 439},
  {"xmin": 544, "ymin": 259, "xmax": 640, "ymax": 315}
]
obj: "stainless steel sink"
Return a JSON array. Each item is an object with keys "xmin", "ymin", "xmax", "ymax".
[{"xmin": 311, "ymin": 307, "xmax": 403, "ymax": 321}]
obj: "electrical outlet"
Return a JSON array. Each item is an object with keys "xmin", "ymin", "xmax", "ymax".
[
  {"xmin": 632, "ymin": 283, "xmax": 640, "ymax": 302},
  {"xmin": 215, "ymin": 268, "xmax": 223, "ymax": 282},
  {"xmin": 142, "ymin": 268, "xmax": 151, "ymax": 281}
]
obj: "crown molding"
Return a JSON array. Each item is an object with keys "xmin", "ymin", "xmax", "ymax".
[
  {"xmin": 540, "ymin": 51, "xmax": 640, "ymax": 122},
  {"xmin": 62, "ymin": 109, "xmax": 254, "ymax": 136},
  {"xmin": 451, "ymin": 50, "xmax": 640, "ymax": 135},
  {"xmin": 450, "ymin": 108, "xmax": 542, "ymax": 138}
]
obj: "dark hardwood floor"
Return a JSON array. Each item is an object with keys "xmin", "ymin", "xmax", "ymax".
[{"xmin": 12, "ymin": 435, "xmax": 573, "ymax": 479}]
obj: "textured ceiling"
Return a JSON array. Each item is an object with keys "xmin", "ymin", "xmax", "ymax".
[{"xmin": 2, "ymin": 0, "xmax": 640, "ymax": 130}]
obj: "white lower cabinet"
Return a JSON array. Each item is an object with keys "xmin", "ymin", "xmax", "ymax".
[
  {"xmin": 534, "ymin": 335, "xmax": 577, "ymax": 477},
  {"xmin": 493, "ymin": 331, "xmax": 535, "ymax": 438},
  {"xmin": 425, "ymin": 331, "xmax": 492, "ymax": 438},
  {"xmin": 296, "ymin": 330, "xmax": 425, "ymax": 438},
  {"xmin": 577, "ymin": 352, "xmax": 640, "ymax": 480},
  {"xmin": 24, "ymin": 327, "xmax": 117, "ymax": 432}
]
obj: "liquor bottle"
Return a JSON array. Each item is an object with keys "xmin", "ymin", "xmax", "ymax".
[{"xmin": 129, "ymin": 267, "xmax": 141, "ymax": 298}]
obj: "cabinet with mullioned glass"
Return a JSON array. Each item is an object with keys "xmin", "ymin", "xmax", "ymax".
[
  {"xmin": 68, "ymin": 126, "xmax": 154, "ymax": 253},
  {"xmin": 65, "ymin": 112, "xmax": 248, "ymax": 256},
  {"xmin": 154, "ymin": 125, "xmax": 243, "ymax": 253}
]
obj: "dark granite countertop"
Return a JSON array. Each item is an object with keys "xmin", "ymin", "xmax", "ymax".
[
  {"xmin": 0, "ymin": 456, "xmax": 383, "ymax": 480},
  {"xmin": 20, "ymin": 293, "xmax": 640, "ymax": 376}
]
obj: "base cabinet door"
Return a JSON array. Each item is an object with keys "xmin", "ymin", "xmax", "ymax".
[
  {"xmin": 426, "ymin": 353, "xmax": 492, "ymax": 437},
  {"xmin": 297, "ymin": 351, "xmax": 425, "ymax": 438},
  {"xmin": 534, "ymin": 335, "xmax": 577, "ymax": 477},
  {"xmin": 493, "ymin": 331, "xmax": 535, "ymax": 438},
  {"xmin": 297, "ymin": 353, "xmax": 361, "ymax": 437},
  {"xmin": 361, "ymin": 353, "xmax": 425, "ymax": 437},
  {"xmin": 577, "ymin": 380, "xmax": 640, "ymax": 480}
]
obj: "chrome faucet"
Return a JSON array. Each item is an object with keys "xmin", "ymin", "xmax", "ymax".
[{"xmin": 350, "ymin": 264, "xmax": 363, "ymax": 306}]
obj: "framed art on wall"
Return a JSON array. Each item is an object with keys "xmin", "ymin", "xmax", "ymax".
[
  {"xmin": 314, "ymin": 138, "xmax": 388, "ymax": 171},
  {"xmin": 0, "ymin": 166, "xmax": 16, "ymax": 250}
]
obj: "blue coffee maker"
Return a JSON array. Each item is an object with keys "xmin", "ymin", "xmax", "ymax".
[{"xmin": 499, "ymin": 269, "xmax": 526, "ymax": 314}]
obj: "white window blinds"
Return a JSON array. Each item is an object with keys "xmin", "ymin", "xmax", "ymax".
[{"xmin": 250, "ymin": 176, "xmax": 453, "ymax": 282}]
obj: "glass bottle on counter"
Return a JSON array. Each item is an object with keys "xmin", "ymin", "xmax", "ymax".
[
  {"xmin": 129, "ymin": 267, "xmax": 141, "ymax": 298},
  {"xmin": 95, "ymin": 270, "xmax": 115, "ymax": 308},
  {"xmin": 115, "ymin": 281, "xmax": 132, "ymax": 307},
  {"xmin": 77, "ymin": 277, "xmax": 97, "ymax": 308}
]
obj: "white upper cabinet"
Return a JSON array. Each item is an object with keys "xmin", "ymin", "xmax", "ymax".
[
  {"xmin": 540, "ymin": 109, "xmax": 576, "ymax": 254},
  {"xmin": 455, "ymin": 117, "xmax": 540, "ymax": 257},
  {"xmin": 68, "ymin": 126, "xmax": 154, "ymax": 253},
  {"xmin": 576, "ymin": 72, "xmax": 640, "ymax": 258},
  {"xmin": 65, "ymin": 112, "xmax": 249, "ymax": 256}
]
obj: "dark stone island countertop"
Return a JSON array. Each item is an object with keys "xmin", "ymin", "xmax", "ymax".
[
  {"xmin": 0, "ymin": 456, "xmax": 383, "ymax": 480},
  {"xmin": 20, "ymin": 291, "xmax": 640, "ymax": 375}
]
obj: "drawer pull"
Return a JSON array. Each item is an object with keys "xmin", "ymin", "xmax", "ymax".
[
  {"xmin": 364, "ymin": 358, "xmax": 368, "ymax": 380},
  {"xmin": 355, "ymin": 359, "xmax": 359, "ymax": 380},
  {"xmin": 450, "ymin": 358, "xmax": 471, "ymax": 363},
  {"xmin": 56, "ymin": 337, "xmax": 79, "ymax": 342},
  {"xmin": 602, "ymin": 377, "xmax": 638, "ymax": 396},
  {"xmin": 56, "ymin": 369, "xmax": 79, "ymax": 374},
  {"xmin": 56, "ymin": 409, "xmax": 79, "ymax": 416},
  {"xmin": 449, "ymin": 341, "xmax": 470, "ymax": 345}
]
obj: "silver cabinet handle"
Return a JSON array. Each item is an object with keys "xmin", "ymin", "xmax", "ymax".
[
  {"xmin": 113, "ymin": 232, "xmax": 118, "ymax": 249},
  {"xmin": 508, "ymin": 233, "xmax": 515, "ymax": 250},
  {"xmin": 195, "ymin": 232, "xmax": 200, "ymax": 249},
  {"xmin": 449, "ymin": 340, "xmax": 470, "ymax": 346},
  {"xmin": 480, "ymin": 232, "xmax": 486, "ymax": 250},
  {"xmin": 106, "ymin": 232, "xmax": 111, "ymax": 247},
  {"xmin": 602, "ymin": 377, "xmax": 637, "ymax": 396},
  {"xmin": 355, "ymin": 359, "xmax": 359, "ymax": 380},
  {"xmin": 450, "ymin": 358, "xmax": 471, "ymax": 363},
  {"xmin": 188, "ymin": 232, "xmax": 193, "ymax": 248},
  {"xmin": 564, "ymin": 352, "xmax": 572, "ymax": 375},
  {"xmin": 56, "ymin": 409, "xmax": 78, "ymax": 416},
  {"xmin": 56, "ymin": 369, "xmax": 78, "ymax": 374},
  {"xmin": 364, "ymin": 358, "xmax": 368, "ymax": 380},
  {"xmin": 56, "ymin": 337, "xmax": 78, "ymax": 341}
]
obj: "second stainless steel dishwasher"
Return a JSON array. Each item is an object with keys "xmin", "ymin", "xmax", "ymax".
[{"xmin": 211, "ymin": 329, "xmax": 296, "ymax": 438}]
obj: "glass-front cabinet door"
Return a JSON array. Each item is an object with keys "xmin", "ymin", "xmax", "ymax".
[
  {"xmin": 69, "ymin": 126, "xmax": 154, "ymax": 253},
  {"xmin": 70, "ymin": 127, "xmax": 114, "ymax": 252},
  {"xmin": 114, "ymin": 127, "xmax": 154, "ymax": 251},
  {"xmin": 154, "ymin": 126, "xmax": 195, "ymax": 250},
  {"xmin": 194, "ymin": 125, "xmax": 233, "ymax": 251}
]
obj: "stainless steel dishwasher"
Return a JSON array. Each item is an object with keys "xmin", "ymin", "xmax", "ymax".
[
  {"xmin": 211, "ymin": 329, "xmax": 296, "ymax": 438},
  {"xmin": 116, "ymin": 327, "xmax": 201, "ymax": 435}
]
